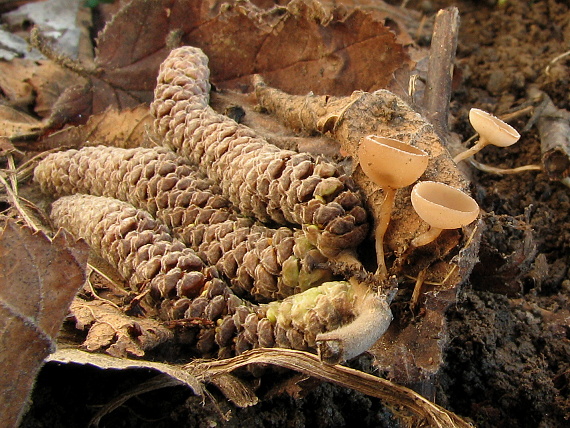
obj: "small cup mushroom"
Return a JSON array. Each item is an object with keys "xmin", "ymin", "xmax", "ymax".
[
  {"xmin": 453, "ymin": 108, "xmax": 520, "ymax": 163},
  {"xmin": 410, "ymin": 181, "xmax": 480, "ymax": 248},
  {"xmin": 358, "ymin": 135, "xmax": 429, "ymax": 278}
]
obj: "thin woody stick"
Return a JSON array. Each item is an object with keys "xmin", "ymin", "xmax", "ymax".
[
  {"xmin": 422, "ymin": 7, "xmax": 460, "ymax": 139},
  {"xmin": 527, "ymin": 86, "xmax": 570, "ymax": 180}
]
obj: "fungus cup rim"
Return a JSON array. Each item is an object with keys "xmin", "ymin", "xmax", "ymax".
[
  {"xmin": 469, "ymin": 108, "xmax": 520, "ymax": 147},
  {"xmin": 411, "ymin": 181, "xmax": 479, "ymax": 230},
  {"xmin": 358, "ymin": 135, "xmax": 429, "ymax": 189}
]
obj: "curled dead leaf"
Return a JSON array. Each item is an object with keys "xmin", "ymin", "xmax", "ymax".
[
  {"xmin": 70, "ymin": 297, "xmax": 174, "ymax": 358},
  {"xmin": 88, "ymin": 0, "xmax": 410, "ymax": 114},
  {"xmin": 0, "ymin": 221, "xmax": 88, "ymax": 428}
]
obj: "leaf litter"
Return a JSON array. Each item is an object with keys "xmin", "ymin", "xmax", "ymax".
[
  {"xmin": 0, "ymin": 0, "xmax": 482, "ymax": 426},
  {"xmin": 0, "ymin": 221, "xmax": 89, "ymax": 428}
]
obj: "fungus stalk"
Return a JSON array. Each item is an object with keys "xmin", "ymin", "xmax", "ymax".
[
  {"xmin": 410, "ymin": 223, "xmax": 447, "ymax": 248},
  {"xmin": 358, "ymin": 135, "xmax": 428, "ymax": 279},
  {"xmin": 373, "ymin": 186, "xmax": 397, "ymax": 279}
]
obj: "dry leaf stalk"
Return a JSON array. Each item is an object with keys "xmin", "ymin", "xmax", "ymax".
[{"xmin": 187, "ymin": 348, "xmax": 473, "ymax": 428}]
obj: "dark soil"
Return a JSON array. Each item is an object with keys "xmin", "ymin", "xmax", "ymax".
[
  {"xmin": 20, "ymin": 0, "xmax": 570, "ymax": 427},
  {"xmin": 437, "ymin": 1, "xmax": 570, "ymax": 426}
]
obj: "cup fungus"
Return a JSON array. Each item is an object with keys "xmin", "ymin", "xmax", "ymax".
[
  {"xmin": 453, "ymin": 108, "xmax": 521, "ymax": 163},
  {"xmin": 358, "ymin": 135, "xmax": 428, "ymax": 278},
  {"xmin": 410, "ymin": 181, "xmax": 479, "ymax": 248}
]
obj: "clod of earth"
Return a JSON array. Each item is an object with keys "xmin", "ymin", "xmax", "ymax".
[{"xmin": 453, "ymin": 108, "xmax": 521, "ymax": 163}]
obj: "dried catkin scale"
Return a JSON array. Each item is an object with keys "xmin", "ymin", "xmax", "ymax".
[
  {"xmin": 358, "ymin": 136, "xmax": 428, "ymax": 279},
  {"xmin": 34, "ymin": 146, "xmax": 335, "ymax": 302},
  {"xmin": 453, "ymin": 108, "xmax": 521, "ymax": 163},
  {"xmin": 150, "ymin": 46, "xmax": 369, "ymax": 259},
  {"xmin": 410, "ymin": 181, "xmax": 480, "ymax": 248}
]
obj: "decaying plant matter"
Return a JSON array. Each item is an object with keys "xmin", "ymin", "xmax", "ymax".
[
  {"xmin": 35, "ymin": 146, "xmax": 336, "ymax": 302},
  {"xmin": 150, "ymin": 46, "xmax": 369, "ymax": 260},
  {"xmin": 253, "ymin": 74, "xmax": 481, "ymax": 285},
  {"xmin": 48, "ymin": 194, "xmax": 388, "ymax": 362},
  {"xmin": 33, "ymin": 45, "xmax": 398, "ymax": 365}
]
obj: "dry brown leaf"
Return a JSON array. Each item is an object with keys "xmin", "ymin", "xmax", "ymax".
[
  {"xmin": 70, "ymin": 297, "xmax": 174, "ymax": 358},
  {"xmin": 197, "ymin": 0, "xmax": 411, "ymax": 95},
  {"xmin": 47, "ymin": 347, "xmax": 204, "ymax": 392},
  {"xmin": 48, "ymin": 83, "xmax": 94, "ymax": 127},
  {"xmin": 0, "ymin": 59, "xmax": 85, "ymax": 119},
  {"xmin": 87, "ymin": 0, "xmax": 410, "ymax": 114},
  {"xmin": 0, "ymin": 105, "xmax": 44, "ymax": 139},
  {"xmin": 29, "ymin": 63, "xmax": 87, "ymax": 119},
  {"xmin": 0, "ymin": 59, "xmax": 36, "ymax": 104},
  {"xmin": 43, "ymin": 105, "xmax": 153, "ymax": 149},
  {"xmin": 0, "ymin": 222, "xmax": 88, "ymax": 428}
]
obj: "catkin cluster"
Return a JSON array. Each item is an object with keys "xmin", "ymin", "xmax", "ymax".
[
  {"xmin": 150, "ymin": 46, "xmax": 368, "ymax": 258},
  {"xmin": 50, "ymin": 194, "xmax": 357, "ymax": 358},
  {"xmin": 35, "ymin": 146, "xmax": 334, "ymax": 301},
  {"xmin": 34, "ymin": 45, "xmax": 379, "ymax": 360}
]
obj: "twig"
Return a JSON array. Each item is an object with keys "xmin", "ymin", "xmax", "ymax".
[
  {"xmin": 544, "ymin": 49, "xmax": 570, "ymax": 76},
  {"xmin": 88, "ymin": 374, "xmax": 183, "ymax": 428},
  {"xmin": 422, "ymin": 7, "xmax": 460, "ymax": 138},
  {"xmin": 187, "ymin": 348, "xmax": 474, "ymax": 428},
  {"xmin": 410, "ymin": 268, "xmax": 427, "ymax": 313},
  {"xmin": 87, "ymin": 263, "xmax": 130, "ymax": 297},
  {"xmin": 0, "ymin": 173, "xmax": 44, "ymax": 232},
  {"xmin": 29, "ymin": 27, "xmax": 98, "ymax": 79},
  {"xmin": 14, "ymin": 147, "xmax": 71, "ymax": 183},
  {"xmin": 527, "ymin": 86, "xmax": 570, "ymax": 180}
]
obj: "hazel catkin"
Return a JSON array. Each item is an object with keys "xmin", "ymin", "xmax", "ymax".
[
  {"xmin": 150, "ymin": 46, "xmax": 369, "ymax": 257},
  {"xmin": 50, "ymin": 193, "xmax": 360, "ymax": 359}
]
